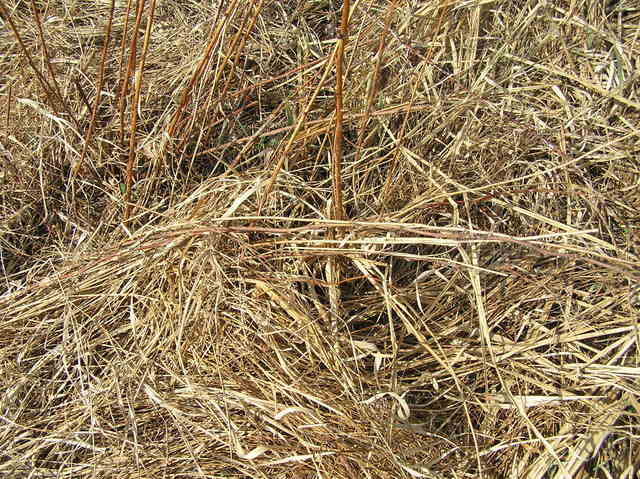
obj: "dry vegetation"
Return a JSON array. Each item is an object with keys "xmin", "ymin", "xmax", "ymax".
[{"xmin": 1, "ymin": 0, "xmax": 640, "ymax": 477}]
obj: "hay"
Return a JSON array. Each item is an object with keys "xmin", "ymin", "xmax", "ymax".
[{"xmin": 1, "ymin": 0, "xmax": 639, "ymax": 477}]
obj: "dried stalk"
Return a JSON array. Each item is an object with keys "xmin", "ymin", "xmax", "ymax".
[
  {"xmin": 124, "ymin": 0, "xmax": 157, "ymax": 221},
  {"xmin": 74, "ymin": 0, "xmax": 116, "ymax": 177}
]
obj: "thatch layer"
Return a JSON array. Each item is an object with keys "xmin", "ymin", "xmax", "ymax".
[{"xmin": 1, "ymin": 0, "xmax": 639, "ymax": 477}]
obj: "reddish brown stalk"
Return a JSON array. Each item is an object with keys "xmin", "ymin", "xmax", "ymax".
[
  {"xmin": 120, "ymin": 0, "xmax": 146, "ymax": 212},
  {"xmin": 175, "ymin": 0, "xmax": 257, "ymax": 155},
  {"xmin": 119, "ymin": 0, "xmax": 146, "ymax": 145},
  {"xmin": 124, "ymin": 0, "xmax": 157, "ymax": 222},
  {"xmin": 117, "ymin": 0, "xmax": 135, "ymax": 142},
  {"xmin": 219, "ymin": 0, "xmax": 264, "ymax": 104},
  {"xmin": 74, "ymin": 0, "xmax": 116, "ymax": 177},
  {"xmin": 0, "ymin": 2, "xmax": 61, "ymax": 118},
  {"xmin": 324, "ymin": 0, "xmax": 352, "ymax": 327},
  {"xmin": 30, "ymin": 1, "xmax": 79, "ymax": 128},
  {"xmin": 166, "ymin": 0, "xmax": 240, "ymax": 142},
  {"xmin": 332, "ymin": 0, "xmax": 350, "ymax": 223}
]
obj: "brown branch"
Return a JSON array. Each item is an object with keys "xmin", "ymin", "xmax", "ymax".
[
  {"xmin": 117, "ymin": 0, "xmax": 135, "ymax": 143},
  {"xmin": 124, "ymin": 0, "xmax": 157, "ymax": 222},
  {"xmin": 30, "ymin": 1, "xmax": 78, "ymax": 129},
  {"xmin": 74, "ymin": 0, "xmax": 116, "ymax": 177},
  {"xmin": 166, "ymin": 0, "xmax": 241, "ymax": 142},
  {"xmin": 0, "ymin": 2, "xmax": 61, "ymax": 119},
  {"xmin": 332, "ymin": 0, "xmax": 350, "ymax": 223}
]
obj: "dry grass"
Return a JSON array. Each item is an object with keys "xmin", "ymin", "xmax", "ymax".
[{"xmin": 1, "ymin": 0, "xmax": 640, "ymax": 477}]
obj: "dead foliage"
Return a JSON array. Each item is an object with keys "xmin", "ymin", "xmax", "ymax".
[{"xmin": 1, "ymin": 0, "xmax": 639, "ymax": 477}]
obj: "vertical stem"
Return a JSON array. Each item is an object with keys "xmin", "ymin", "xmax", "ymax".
[
  {"xmin": 332, "ymin": 0, "xmax": 350, "ymax": 223},
  {"xmin": 167, "ymin": 0, "xmax": 239, "ymax": 141},
  {"xmin": 74, "ymin": 0, "xmax": 116, "ymax": 176},
  {"xmin": 30, "ymin": 1, "xmax": 78, "ymax": 128},
  {"xmin": 117, "ymin": 0, "xmax": 135, "ymax": 143},
  {"xmin": 120, "ymin": 0, "xmax": 146, "ymax": 146},
  {"xmin": 124, "ymin": 0, "xmax": 157, "ymax": 222},
  {"xmin": 325, "ymin": 0, "xmax": 351, "ymax": 331},
  {"xmin": 0, "ymin": 2, "xmax": 60, "ymax": 119}
]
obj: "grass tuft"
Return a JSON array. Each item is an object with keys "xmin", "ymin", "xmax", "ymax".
[{"xmin": 1, "ymin": 0, "xmax": 639, "ymax": 477}]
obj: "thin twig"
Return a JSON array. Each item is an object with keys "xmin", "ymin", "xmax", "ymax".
[
  {"xmin": 0, "ymin": 2, "xmax": 62, "ymax": 119},
  {"xmin": 166, "ymin": 0, "xmax": 240, "ymax": 141},
  {"xmin": 332, "ymin": 0, "xmax": 350, "ymax": 223},
  {"xmin": 30, "ymin": 1, "xmax": 78, "ymax": 128},
  {"xmin": 74, "ymin": 0, "xmax": 116, "ymax": 177},
  {"xmin": 124, "ymin": 0, "xmax": 157, "ymax": 222},
  {"xmin": 117, "ymin": 0, "xmax": 135, "ymax": 142}
]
